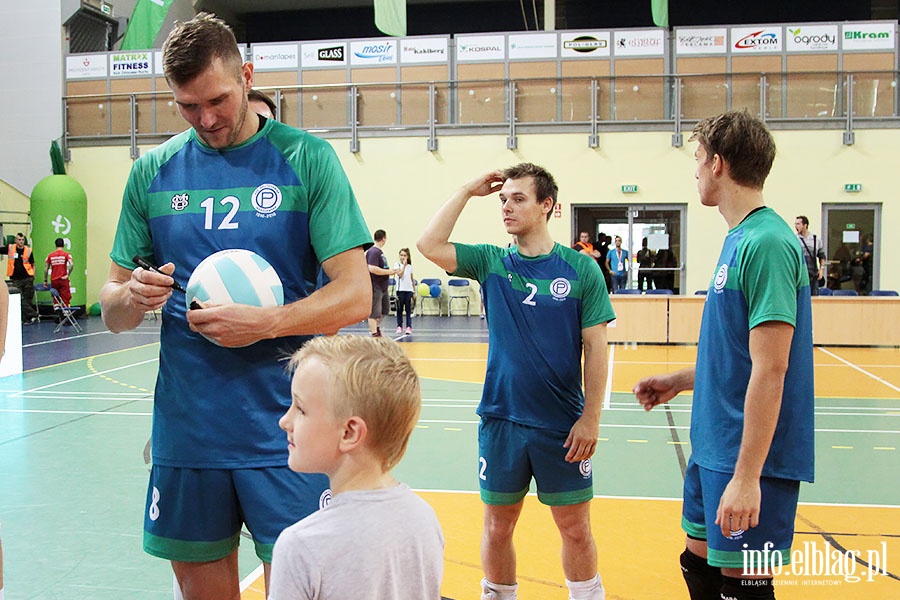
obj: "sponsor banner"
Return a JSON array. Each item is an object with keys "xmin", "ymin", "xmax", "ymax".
[
  {"xmin": 508, "ymin": 33, "xmax": 558, "ymax": 59},
  {"xmin": 400, "ymin": 37, "xmax": 449, "ymax": 64},
  {"xmin": 785, "ymin": 25, "xmax": 838, "ymax": 52},
  {"xmin": 614, "ymin": 29, "xmax": 665, "ymax": 57},
  {"xmin": 154, "ymin": 51, "xmax": 163, "ymax": 75},
  {"xmin": 66, "ymin": 54, "xmax": 107, "ymax": 79},
  {"xmin": 457, "ymin": 35, "xmax": 506, "ymax": 62},
  {"xmin": 842, "ymin": 22, "xmax": 895, "ymax": 51},
  {"xmin": 252, "ymin": 43, "xmax": 299, "ymax": 70},
  {"xmin": 731, "ymin": 26, "xmax": 782, "ymax": 52},
  {"xmin": 350, "ymin": 39, "xmax": 398, "ymax": 65},
  {"xmin": 110, "ymin": 52, "xmax": 152, "ymax": 76},
  {"xmin": 675, "ymin": 28, "xmax": 727, "ymax": 55},
  {"xmin": 560, "ymin": 32, "xmax": 611, "ymax": 58},
  {"xmin": 302, "ymin": 42, "xmax": 347, "ymax": 67}
]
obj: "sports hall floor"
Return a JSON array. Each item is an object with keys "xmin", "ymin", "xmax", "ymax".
[{"xmin": 0, "ymin": 314, "xmax": 898, "ymax": 599}]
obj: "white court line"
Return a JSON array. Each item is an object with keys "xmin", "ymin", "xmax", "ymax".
[
  {"xmin": 0, "ymin": 408, "xmax": 150, "ymax": 416},
  {"xmin": 817, "ymin": 347, "xmax": 900, "ymax": 394},
  {"xmin": 604, "ymin": 344, "xmax": 615, "ymax": 410},
  {"xmin": 7, "ymin": 357, "xmax": 159, "ymax": 397},
  {"xmin": 240, "ymin": 564, "xmax": 265, "ymax": 593},
  {"xmin": 22, "ymin": 329, "xmax": 159, "ymax": 349}
]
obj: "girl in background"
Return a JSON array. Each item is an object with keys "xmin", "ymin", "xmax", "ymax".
[{"xmin": 395, "ymin": 248, "xmax": 415, "ymax": 334}]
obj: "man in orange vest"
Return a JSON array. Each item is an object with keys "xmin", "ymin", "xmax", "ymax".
[{"xmin": 3, "ymin": 232, "xmax": 38, "ymax": 323}]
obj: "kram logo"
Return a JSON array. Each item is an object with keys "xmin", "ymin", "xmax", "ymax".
[{"xmin": 735, "ymin": 30, "xmax": 778, "ymax": 49}]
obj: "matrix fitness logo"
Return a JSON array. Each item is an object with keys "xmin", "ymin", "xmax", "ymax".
[{"xmin": 742, "ymin": 541, "xmax": 891, "ymax": 585}]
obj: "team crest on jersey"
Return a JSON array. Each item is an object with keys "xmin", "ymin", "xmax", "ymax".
[
  {"xmin": 579, "ymin": 459, "xmax": 592, "ymax": 478},
  {"xmin": 713, "ymin": 264, "xmax": 728, "ymax": 293},
  {"xmin": 550, "ymin": 277, "xmax": 571, "ymax": 301},
  {"xmin": 171, "ymin": 193, "xmax": 189, "ymax": 211},
  {"xmin": 252, "ymin": 183, "xmax": 282, "ymax": 218},
  {"xmin": 319, "ymin": 488, "xmax": 333, "ymax": 509}
]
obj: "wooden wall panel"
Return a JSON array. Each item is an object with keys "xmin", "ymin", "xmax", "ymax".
[
  {"xmin": 509, "ymin": 61, "xmax": 558, "ymax": 123},
  {"xmin": 399, "ymin": 65, "xmax": 448, "ymax": 126},
  {"xmin": 676, "ymin": 57, "xmax": 728, "ymax": 119},
  {"xmin": 560, "ymin": 60, "xmax": 611, "ymax": 121},
  {"xmin": 613, "ymin": 58, "xmax": 665, "ymax": 121},
  {"xmin": 351, "ymin": 67, "xmax": 398, "ymax": 127},
  {"xmin": 730, "ymin": 56, "xmax": 783, "ymax": 117},
  {"xmin": 254, "ymin": 71, "xmax": 300, "ymax": 127},
  {"xmin": 457, "ymin": 63, "xmax": 506, "ymax": 124},
  {"xmin": 785, "ymin": 55, "xmax": 840, "ymax": 118},
  {"xmin": 843, "ymin": 53, "xmax": 896, "ymax": 117},
  {"xmin": 110, "ymin": 78, "xmax": 151, "ymax": 136},
  {"xmin": 66, "ymin": 80, "xmax": 108, "ymax": 137},
  {"xmin": 301, "ymin": 70, "xmax": 348, "ymax": 129}
]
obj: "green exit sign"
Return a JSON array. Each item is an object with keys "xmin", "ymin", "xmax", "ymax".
[
  {"xmin": 844, "ymin": 183, "xmax": 862, "ymax": 193},
  {"xmin": 621, "ymin": 185, "xmax": 639, "ymax": 194}
]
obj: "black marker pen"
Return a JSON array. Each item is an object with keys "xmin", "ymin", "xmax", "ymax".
[{"xmin": 132, "ymin": 255, "xmax": 187, "ymax": 293}]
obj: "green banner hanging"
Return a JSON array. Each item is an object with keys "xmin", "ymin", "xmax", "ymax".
[
  {"xmin": 120, "ymin": 0, "xmax": 175, "ymax": 50},
  {"xmin": 651, "ymin": 0, "xmax": 669, "ymax": 28},
  {"xmin": 374, "ymin": 0, "xmax": 407, "ymax": 37}
]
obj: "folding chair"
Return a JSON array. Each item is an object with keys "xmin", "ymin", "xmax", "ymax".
[
  {"xmin": 447, "ymin": 279, "xmax": 471, "ymax": 316},
  {"xmin": 50, "ymin": 288, "xmax": 82, "ymax": 333}
]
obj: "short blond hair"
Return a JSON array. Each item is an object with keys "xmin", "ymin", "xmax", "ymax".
[{"xmin": 289, "ymin": 336, "xmax": 421, "ymax": 470}]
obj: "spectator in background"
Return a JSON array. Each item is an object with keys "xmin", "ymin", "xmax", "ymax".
[
  {"xmin": 366, "ymin": 229, "xmax": 398, "ymax": 337},
  {"xmin": 45, "ymin": 237, "xmax": 74, "ymax": 306},
  {"xmin": 636, "ymin": 237, "xmax": 655, "ymax": 292},
  {"xmin": 794, "ymin": 216, "xmax": 826, "ymax": 296},
  {"xmin": 2, "ymin": 233, "xmax": 37, "ymax": 323},
  {"xmin": 595, "ymin": 233, "xmax": 612, "ymax": 293},
  {"xmin": 249, "ymin": 88, "xmax": 277, "ymax": 120},
  {"xmin": 605, "ymin": 235, "xmax": 628, "ymax": 291}
]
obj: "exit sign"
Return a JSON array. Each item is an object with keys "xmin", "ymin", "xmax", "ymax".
[
  {"xmin": 844, "ymin": 183, "xmax": 862, "ymax": 193},
  {"xmin": 621, "ymin": 185, "xmax": 639, "ymax": 194}
]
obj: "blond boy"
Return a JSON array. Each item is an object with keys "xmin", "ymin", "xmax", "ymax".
[{"xmin": 269, "ymin": 335, "xmax": 444, "ymax": 600}]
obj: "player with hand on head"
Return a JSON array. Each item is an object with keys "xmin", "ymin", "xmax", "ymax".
[
  {"xmin": 633, "ymin": 111, "xmax": 814, "ymax": 600},
  {"xmin": 418, "ymin": 163, "xmax": 614, "ymax": 600},
  {"xmin": 99, "ymin": 13, "xmax": 372, "ymax": 600}
]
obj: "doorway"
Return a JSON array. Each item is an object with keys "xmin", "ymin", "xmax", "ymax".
[
  {"xmin": 572, "ymin": 204, "xmax": 686, "ymax": 293},
  {"xmin": 822, "ymin": 204, "xmax": 881, "ymax": 294}
]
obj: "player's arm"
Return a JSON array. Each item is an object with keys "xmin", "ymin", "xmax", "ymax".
[
  {"xmin": 186, "ymin": 247, "xmax": 371, "ymax": 346},
  {"xmin": 368, "ymin": 263, "xmax": 396, "ymax": 277},
  {"xmin": 100, "ymin": 261, "xmax": 176, "ymax": 333},
  {"xmin": 564, "ymin": 322, "xmax": 608, "ymax": 463},
  {"xmin": 44, "ymin": 260, "xmax": 51, "ymax": 283},
  {"xmin": 633, "ymin": 367, "xmax": 695, "ymax": 411},
  {"xmin": 417, "ymin": 170, "xmax": 504, "ymax": 273},
  {"xmin": 715, "ymin": 320, "xmax": 793, "ymax": 537}
]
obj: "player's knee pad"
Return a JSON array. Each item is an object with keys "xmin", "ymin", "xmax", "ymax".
[
  {"xmin": 680, "ymin": 549, "xmax": 722, "ymax": 600},
  {"xmin": 719, "ymin": 575, "xmax": 774, "ymax": 600}
]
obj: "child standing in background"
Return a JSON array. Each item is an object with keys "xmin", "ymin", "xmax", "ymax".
[{"xmin": 395, "ymin": 248, "xmax": 415, "ymax": 334}]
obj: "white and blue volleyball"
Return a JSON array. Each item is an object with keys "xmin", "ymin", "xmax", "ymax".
[{"xmin": 186, "ymin": 249, "xmax": 284, "ymax": 312}]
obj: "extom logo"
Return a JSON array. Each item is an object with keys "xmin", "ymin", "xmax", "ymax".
[
  {"xmin": 735, "ymin": 30, "xmax": 779, "ymax": 49},
  {"xmin": 564, "ymin": 36, "xmax": 607, "ymax": 53},
  {"xmin": 318, "ymin": 46, "xmax": 344, "ymax": 61}
]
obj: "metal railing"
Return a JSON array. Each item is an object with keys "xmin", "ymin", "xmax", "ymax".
[{"xmin": 62, "ymin": 69, "xmax": 900, "ymax": 158}]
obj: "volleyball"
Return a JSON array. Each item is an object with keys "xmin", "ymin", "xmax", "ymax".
[{"xmin": 186, "ymin": 249, "xmax": 284, "ymax": 313}]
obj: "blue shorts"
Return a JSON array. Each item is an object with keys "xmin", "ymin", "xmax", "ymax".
[
  {"xmin": 682, "ymin": 457, "xmax": 800, "ymax": 569},
  {"xmin": 143, "ymin": 465, "xmax": 330, "ymax": 563},
  {"xmin": 478, "ymin": 417, "xmax": 593, "ymax": 506}
]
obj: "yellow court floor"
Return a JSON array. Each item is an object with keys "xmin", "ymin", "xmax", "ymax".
[{"xmin": 239, "ymin": 342, "xmax": 900, "ymax": 600}]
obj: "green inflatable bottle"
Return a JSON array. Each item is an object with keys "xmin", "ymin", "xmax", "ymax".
[{"xmin": 30, "ymin": 175, "xmax": 88, "ymax": 310}]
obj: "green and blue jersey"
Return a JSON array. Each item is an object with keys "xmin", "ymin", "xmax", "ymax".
[
  {"xmin": 693, "ymin": 208, "xmax": 815, "ymax": 482},
  {"xmin": 110, "ymin": 119, "xmax": 370, "ymax": 468},
  {"xmin": 454, "ymin": 243, "xmax": 615, "ymax": 433}
]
